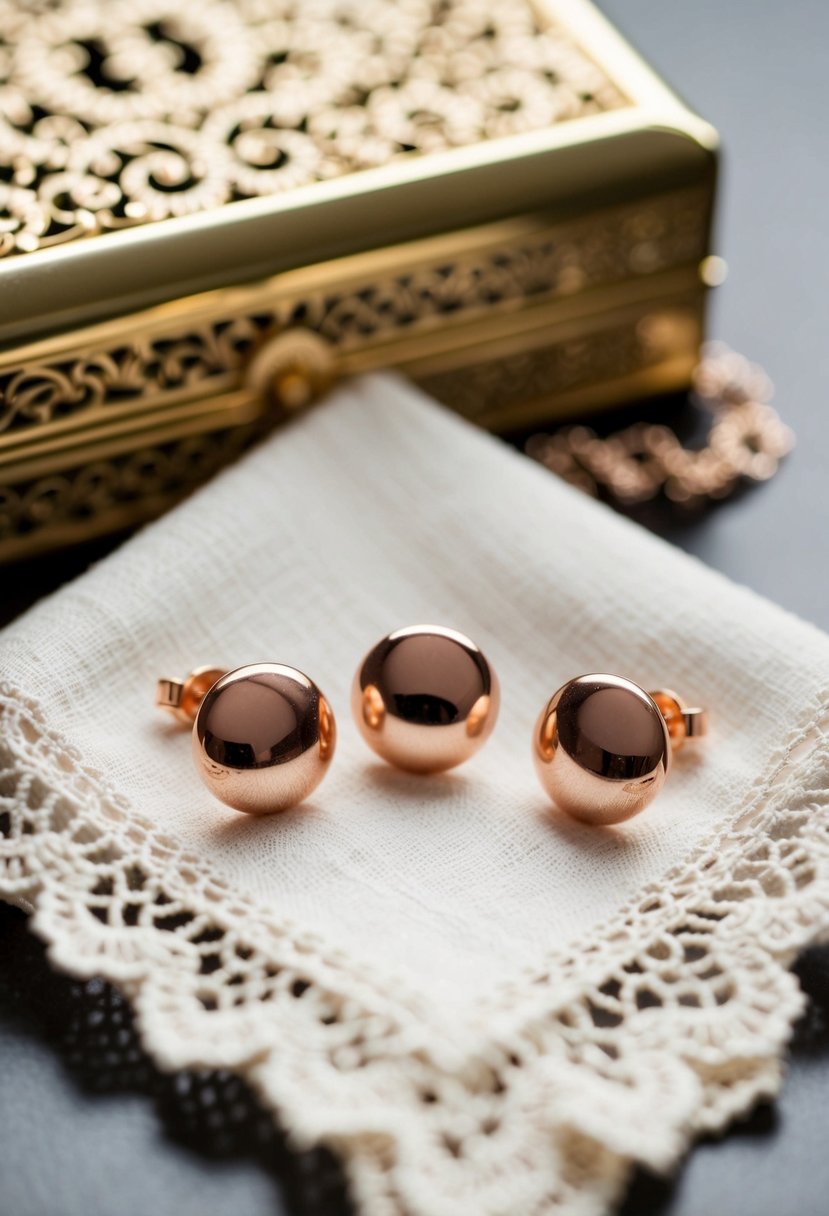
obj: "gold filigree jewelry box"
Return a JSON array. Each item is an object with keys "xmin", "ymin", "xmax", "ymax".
[{"xmin": 0, "ymin": 0, "xmax": 718, "ymax": 562}]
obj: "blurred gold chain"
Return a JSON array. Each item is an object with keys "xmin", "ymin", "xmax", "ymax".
[{"xmin": 526, "ymin": 343, "xmax": 795, "ymax": 506}]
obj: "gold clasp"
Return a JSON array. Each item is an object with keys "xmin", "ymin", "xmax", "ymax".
[{"xmin": 244, "ymin": 329, "xmax": 338, "ymax": 414}]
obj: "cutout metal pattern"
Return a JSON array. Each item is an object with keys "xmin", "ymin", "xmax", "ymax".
[{"xmin": 0, "ymin": 0, "xmax": 628, "ymax": 257}]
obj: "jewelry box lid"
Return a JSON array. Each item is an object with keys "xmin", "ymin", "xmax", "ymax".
[{"xmin": 0, "ymin": 0, "xmax": 717, "ymax": 347}]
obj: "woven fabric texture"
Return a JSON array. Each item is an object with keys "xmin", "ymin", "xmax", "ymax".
[{"xmin": 1, "ymin": 374, "xmax": 828, "ymax": 1215}]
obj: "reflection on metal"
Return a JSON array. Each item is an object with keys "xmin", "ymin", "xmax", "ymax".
[
  {"xmin": 244, "ymin": 330, "xmax": 338, "ymax": 414},
  {"xmin": 0, "ymin": 0, "xmax": 719, "ymax": 560},
  {"xmin": 0, "ymin": 0, "xmax": 629, "ymax": 259}
]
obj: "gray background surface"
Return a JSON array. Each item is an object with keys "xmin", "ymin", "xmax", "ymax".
[
  {"xmin": 2, "ymin": 1, "xmax": 828, "ymax": 1214},
  {"xmin": 600, "ymin": 0, "xmax": 829, "ymax": 632}
]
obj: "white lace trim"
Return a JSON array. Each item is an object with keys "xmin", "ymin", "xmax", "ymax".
[{"xmin": 1, "ymin": 679, "xmax": 828, "ymax": 1216}]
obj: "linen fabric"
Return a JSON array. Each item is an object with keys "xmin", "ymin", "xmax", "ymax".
[{"xmin": 1, "ymin": 374, "xmax": 828, "ymax": 1216}]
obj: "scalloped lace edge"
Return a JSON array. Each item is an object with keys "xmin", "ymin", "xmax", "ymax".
[{"xmin": 1, "ymin": 682, "xmax": 828, "ymax": 1216}]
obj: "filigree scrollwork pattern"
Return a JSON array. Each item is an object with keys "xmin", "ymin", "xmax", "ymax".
[
  {"xmin": 0, "ymin": 0, "xmax": 629, "ymax": 255},
  {"xmin": 0, "ymin": 309, "xmax": 680, "ymax": 551},
  {"xmin": 0, "ymin": 187, "xmax": 709, "ymax": 437},
  {"xmin": 0, "ymin": 425, "xmax": 258, "ymax": 545},
  {"xmin": 418, "ymin": 322, "xmax": 663, "ymax": 422}
]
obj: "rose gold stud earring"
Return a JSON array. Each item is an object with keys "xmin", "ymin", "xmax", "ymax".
[
  {"xmin": 533, "ymin": 674, "xmax": 708, "ymax": 825},
  {"xmin": 352, "ymin": 625, "xmax": 500, "ymax": 773},
  {"xmin": 157, "ymin": 663, "xmax": 336, "ymax": 814}
]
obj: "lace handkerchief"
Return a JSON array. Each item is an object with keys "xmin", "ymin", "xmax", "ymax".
[{"xmin": 2, "ymin": 375, "xmax": 828, "ymax": 1215}]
